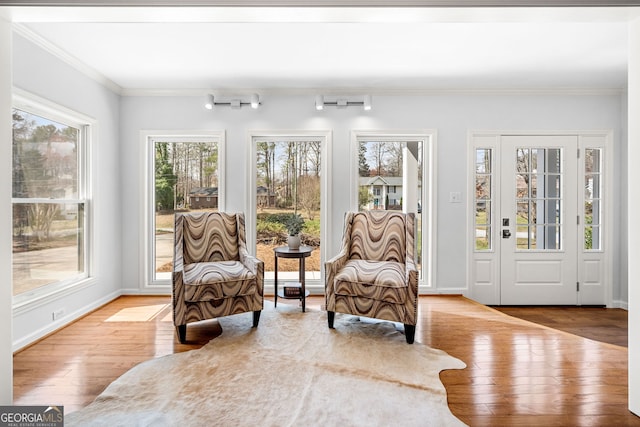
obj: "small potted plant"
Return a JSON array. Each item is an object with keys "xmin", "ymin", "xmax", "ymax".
[{"xmin": 285, "ymin": 213, "xmax": 304, "ymax": 249}]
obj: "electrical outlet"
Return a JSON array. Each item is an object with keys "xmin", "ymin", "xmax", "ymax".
[
  {"xmin": 449, "ymin": 192, "xmax": 462, "ymax": 203},
  {"xmin": 52, "ymin": 309, "xmax": 65, "ymax": 321}
]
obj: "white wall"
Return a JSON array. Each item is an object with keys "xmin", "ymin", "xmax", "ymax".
[
  {"xmin": 10, "ymin": 34, "xmax": 122, "ymax": 350},
  {"xmin": 120, "ymin": 92, "xmax": 626, "ymax": 298}
]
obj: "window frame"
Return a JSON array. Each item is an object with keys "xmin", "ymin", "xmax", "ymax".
[
  {"xmin": 247, "ymin": 130, "xmax": 332, "ymax": 293},
  {"xmin": 350, "ymin": 130, "xmax": 437, "ymax": 290},
  {"xmin": 583, "ymin": 147, "xmax": 603, "ymax": 251},
  {"xmin": 141, "ymin": 130, "xmax": 226, "ymax": 289},
  {"xmin": 12, "ymin": 88, "xmax": 94, "ymax": 310},
  {"xmin": 474, "ymin": 147, "xmax": 494, "ymax": 252}
]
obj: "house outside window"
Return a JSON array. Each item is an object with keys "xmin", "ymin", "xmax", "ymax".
[{"xmin": 12, "ymin": 105, "xmax": 90, "ymax": 297}]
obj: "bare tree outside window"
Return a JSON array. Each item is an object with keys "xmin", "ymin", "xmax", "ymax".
[
  {"xmin": 153, "ymin": 140, "xmax": 219, "ymax": 280},
  {"xmin": 255, "ymin": 140, "xmax": 322, "ymax": 277},
  {"xmin": 12, "ymin": 109, "xmax": 87, "ymax": 296}
]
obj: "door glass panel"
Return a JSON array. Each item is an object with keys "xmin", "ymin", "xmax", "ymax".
[
  {"xmin": 515, "ymin": 147, "xmax": 562, "ymax": 250},
  {"xmin": 548, "ymin": 175, "xmax": 561, "ymax": 195},
  {"xmin": 547, "ymin": 149, "xmax": 561, "ymax": 173},
  {"xmin": 474, "ymin": 148, "xmax": 492, "ymax": 250},
  {"xmin": 584, "ymin": 148, "xmax": 602, "ymax": 250},
  {"xmin": 475, "ymin": 201, "xmax": 491, "ymax": 250},
  {"xmin": 516, "ymin": 225, "xmax": 529, "ymax": 249},
  {"xmin": 516, "ymin": 202, "xmax": 529, "ymax": 224},
  {"xmin": 476, "ymin": 176, "xmax": 491, "ymax": 199}
]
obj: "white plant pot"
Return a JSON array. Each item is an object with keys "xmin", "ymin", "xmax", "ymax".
[{"xmin": 287, "ymin": 234, "xmax": 301, "ymax": 250}]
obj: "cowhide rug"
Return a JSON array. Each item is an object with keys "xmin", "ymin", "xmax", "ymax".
[{"xmin": 67, "ymin": 302, "xmax": 467, "ymax": 426}]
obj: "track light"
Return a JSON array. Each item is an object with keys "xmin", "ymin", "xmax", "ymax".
[
  {"xmin": 314, "ymin": 95, "xmax": 372, "ymax": 111},
  {"xmin": 204, "ymin": 93, "xmax": 261, "ymax": 110},
  {"xmin": 205, "ymin": 94, "xmax": 214, "ymax": 110},
  {"xmin": 363, "ymin": 95, "xmax": 372, "ymax": 111}
]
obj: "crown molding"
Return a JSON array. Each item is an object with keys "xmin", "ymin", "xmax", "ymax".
[
  {"xmin": 12, "ymin": 23, "xmax": 123, "ymax": 95},
  {"xmin": 121, "ymin": 87, "xmax": 625, "ymax": 97},
  {"xmin": 2, "ymin": 0, "xmax": 640, "ymax": 6}
]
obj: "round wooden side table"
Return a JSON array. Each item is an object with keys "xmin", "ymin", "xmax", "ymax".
[{"xmin": 273, "ymin": 245, "xmax": 313, "ymax": 312}]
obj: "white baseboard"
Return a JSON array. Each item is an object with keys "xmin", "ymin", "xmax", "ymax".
[
  {"xmin": 612, "ymin": 299, "xmax": 629, "ymax": 310},
  {"xmin": 13, "ymin": 290, "xmax": 122, "ymax": 352}
]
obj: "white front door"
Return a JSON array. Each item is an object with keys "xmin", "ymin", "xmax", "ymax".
[
  {"xmin": 470, "ymin": 132, "xmax": 609, "ymax": 306},
  {"xmin": 499, "ymin": 135, "xmax": 579, "ymax": 305}
]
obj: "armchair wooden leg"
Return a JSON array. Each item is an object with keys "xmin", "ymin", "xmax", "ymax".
[
  {"xmin": 253, "ymin": 310, "xmax": 261, "ymax": 327},
  {"xmin": 404, "ymin": 324, "xmax": 415, "ymax": 344},
  {"xmin": 328, "ymin": 311, "xmax": 335, "ymax": 328},
  {"xmin": 176, "ymin": 325, "xmax": 187, "ymax": 344}
]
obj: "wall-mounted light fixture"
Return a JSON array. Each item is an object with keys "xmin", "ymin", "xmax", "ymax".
[
  {"xmin": 314, "ymin": 94, "xmax": 372, "ymax": 111},
  {"xmin": 205, "ymin": 93, "xmax": 261, "ymax": 110}
]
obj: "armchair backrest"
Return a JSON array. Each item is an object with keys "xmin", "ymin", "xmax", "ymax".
[
  {"xmin": 346, "ymin": 211, "xmax": 414, "ymax": 264},
  {"xmin": 177, "ymin": 212, "xmax": 242, "ymax": 264}
]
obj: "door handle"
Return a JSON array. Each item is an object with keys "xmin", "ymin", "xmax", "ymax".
[{"xmin": 502, "ymin": 229, "xmax": 511, "ymax": 239}]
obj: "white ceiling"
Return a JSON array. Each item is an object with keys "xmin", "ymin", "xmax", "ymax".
[{"xmin": 5, "ymin": 6, "xmax": 639, "ymax": 93}]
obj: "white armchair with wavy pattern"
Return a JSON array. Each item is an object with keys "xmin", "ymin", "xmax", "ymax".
[
  {"xmin": 172, "ymin": 212, "xmax": 264, "ymax": 343},
  {"xmin": 325, "ymin": 211, "xmax": 418, "ymax": 344}
]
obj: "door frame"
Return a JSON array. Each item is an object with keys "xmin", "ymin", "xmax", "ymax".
[{"xmin": 466, "ymin": 130, "xmax": 613, "ymax": 307}]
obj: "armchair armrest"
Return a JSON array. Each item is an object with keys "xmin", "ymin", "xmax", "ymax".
[
  {"xmin": 240, "ymin": 251, "xmax": 263, "ymax": 276},
  {"xmin": 239, "ymin": 248, "xmax": 264, "ymax": 294},
  {"xmin": 405, "ymin": 256, "xmax": 418, "ymax": 282},
  {"xmin": 404, "ymin": 257, "xmax": 419, "ymax": 326},
  {"xmin": 173, "ymin": 213, "xmax": 185, "ymax": 274},
  {"xmin": 324, "ymin": 247, "xmax": 349, "ymax": 291}
]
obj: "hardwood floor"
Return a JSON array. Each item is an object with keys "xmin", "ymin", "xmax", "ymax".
[
  {"xmin": 13, "ymin": 295, "xmax": 639, "ymax": 426},
  {"xmin": 493, "ymin": 305, "xmax": 628, "ymax": 348}
]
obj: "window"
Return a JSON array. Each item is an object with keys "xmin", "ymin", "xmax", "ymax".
[
  {"xmin": 353, "ymin": 131, "xmax": 435, "ymax": 288},
  {"xmin": 584, "ymin": 148, "xmax": 602, "ymax": 250},
  {"xmin": 147, "ymin": 134, "xmax": 223, "ymax": 284},
  {"xmin": 248, "ymin": 131, "xmax": 331, "ymax": 293},
  {"xmin": 474, "ymin": 148, "xmax": 492, "ymax": 251},
  {"xmin": 357, "ymin": 138, "xmax": 423, "ymax": 274},
  {"xmin": 12, "ymin": 107, "xmax": 89, "ymax": 296},
  {"xmin": 515, "ymin": 148, "xmax": 562, "ymax": 250},
  {"xmin": 254, "ymin": 139, "xmax": 322, "ymax": 283}
]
